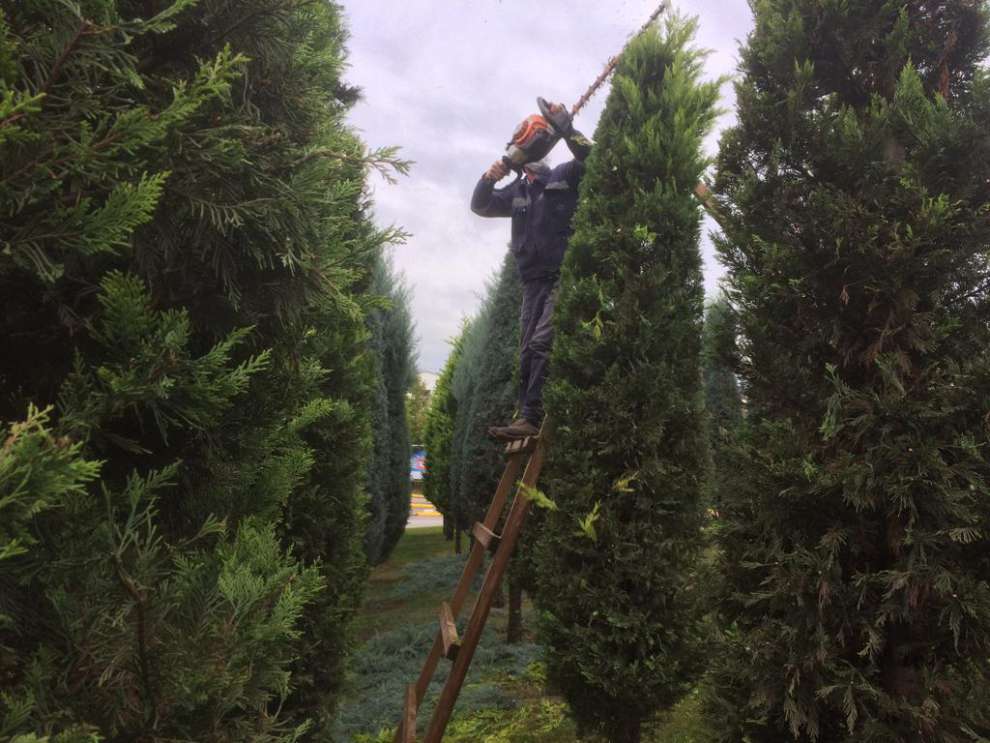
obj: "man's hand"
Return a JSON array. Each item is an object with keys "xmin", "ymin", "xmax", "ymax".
[
  {"xmin": 545, "ymin": 102, "xmax": 574, "ymax": 137},
  {"xmin": 484, "ymin": 159, "xmax": 510, "ymax": 182}
]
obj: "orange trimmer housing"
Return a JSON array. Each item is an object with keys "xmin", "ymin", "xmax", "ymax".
[{"xmin": 503, "ymin": 107, "xmax": 560, "ymax": 169}]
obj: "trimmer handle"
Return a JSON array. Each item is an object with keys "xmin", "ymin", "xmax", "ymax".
[
  {"xmin": 500, "ymin": 154, "xmax": 522, "ymax": 174},
  {"xmin": 536, "ymin": 96, "xmax": 554, "ymax": 120}
]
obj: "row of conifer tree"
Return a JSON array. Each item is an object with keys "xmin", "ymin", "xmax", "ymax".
[
  {"xmin": 425, "ymin": 5, "xmax": 990, "ymax": 742},
  {"xmin": 4, "ymin": 0, "xmax": 990, "ymax": 741},
  {"xmin": 0, "ymin": 1, "xmax": 416, "ymax": 740}
]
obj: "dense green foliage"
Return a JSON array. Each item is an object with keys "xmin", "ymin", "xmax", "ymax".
[
  {"xmin": 407, "ymin": 376, "xmax": 431, "ymax": 445},
  {"xmin": 420, "ymin": 251, "xmax": 520, "ymax": 552},
  {"xmin": 535, "ymin": 18, "xmax": 719, "ymax": 743},
  {"xmin": 451, "ymin": 252, "xmax": 522, "ymax": 529},
  {"xmin": 707, "ymin": 1, "xmax": 990, "ymax": 740},
  {"xmin": 448, "ymin": 311, "xmax": 486, "ymax": 536},
  {"xmin": 701, "ymin": 295, "xmax": 742, "ymax": 510},
  {"xmin": 364, "ymin": 253, "xmax": 416, "ymax": 565},
  {"xmin": 423, "ymin": 322, "xmax": 470, "ymax": 522},
  {"xmin": 0, "ymin": 0, "xmax": 409, "ymax": 738}
]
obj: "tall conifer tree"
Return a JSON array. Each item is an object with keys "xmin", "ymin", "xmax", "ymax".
[
  {"xmin": 702, "ymin": 295, "xmax": 743, "ymax": 511},
  {"xmin": 709, "ymin": 1, "xmax": 990, "ymax": 739},
  {"xmin": 364, "ymin": 252, "xmax": 417, "ymax": 565},
  {"xmin": 423, "ymin": 322, "xmax": 470, "ymax": 530},
  {"xmin": 454, "ymin": 252, "xmax": 522, "ymax": 528},
  {"xmin": 535, "ymin": 17, "xmax": 719, "ymax": 743},
  {"xmin": 378, "ymin": 256, "xmax": 417, "ymax": 562},
  {"xmin": 0, "ymin": 0, "xmax": 404, "ymax": 736},
  {"xmin": 448, "ymin": 316, "xmax": 486, "ymax": 549}
]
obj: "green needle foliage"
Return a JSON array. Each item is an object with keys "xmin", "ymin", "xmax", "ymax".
[
  {"xmin": 423, "ymin": 321, "xmax": 470, "ymax": 525},
  {"xmin": 407, "ymin": 377, "xmax": 431, "ymax": 446},
  {"xmin": 453, "ymin": 251, "xmax": 522, "ymax": 529},
  {"xmin": 364, "ymin": 252, "xmax": 417, "ymax": 565},
  {"xmin": 422, "ymin": 250, "xmax": 522, "ymax": 549},
  {"xmin": 449, "ymin": 314, "xmax": 485, "ymax": 536},
  {"xmin": 707, "ymin": 1, "xmax": 990, "ymax": 740},
  {"xmin": 0, "ymin": 0, "xmax": 408, "ymax": 738},
  {"xmin": 535, "ymin": 17, "xmax": 719, "ymax": 743},
  {"xmin": 702, "ymin": 295, "xmax": 742, "ymax": 511}
]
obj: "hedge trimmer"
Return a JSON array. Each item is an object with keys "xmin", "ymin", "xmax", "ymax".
[
  {"xmin": 502, "ymin": 0, "xmax": 723, "ymax": 223},
  {"xmin": 502, "ymin": 2, "xmax": 668, "ymax": 169}
]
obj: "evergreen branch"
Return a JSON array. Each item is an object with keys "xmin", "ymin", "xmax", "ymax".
[
  {"xmin": 204, "ymin": 0, "xmax": 320, "ymax": 54},
  {"xmin": 112, "ymin": 554, "xmax": 158, "ymax": 724},
  {"xmin": 1, "ymin": 129, "xmax": 123, "ymax": 189},
  {"xmin": 292, "ymin": 146, "xmax": 412, "ymax": 185},
  {"xmin": 138, "ymin": 0, "xmax": 319, "ymax": 74},
  {"xmin": 40, "ymin": 19, "xmax": 94, "ymax": 96},
  {"xmin": 0, "ymin": 99, "xmax": 44, "ymax": 127}
]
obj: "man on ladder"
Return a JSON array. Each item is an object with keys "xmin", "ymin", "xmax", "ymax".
[{"xmin": 470, "ymin": 101, "xmax": 592, "ymax": 441}]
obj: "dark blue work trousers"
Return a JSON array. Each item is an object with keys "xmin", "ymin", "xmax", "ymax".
[{"xmin": 519, "ymin": 278, "xmax": 556, "ymax": 424}]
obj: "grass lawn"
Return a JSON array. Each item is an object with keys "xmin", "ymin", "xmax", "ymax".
[
  {"xmin": 351, "ymin": 526, "xmax": 455, "ymax": 641},
  {"xmin": 333, "ymin": 527, "xmax": 715, "ymax": 742}
]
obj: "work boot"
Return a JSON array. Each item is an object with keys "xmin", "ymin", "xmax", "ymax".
[{"xmin": 487, "ymin": 418, "xmax": 539, "ymax": 442}]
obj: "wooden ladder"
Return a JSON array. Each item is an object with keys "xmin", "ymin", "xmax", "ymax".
[{"xmin": 393, "ymin": 428, "xmax": 547, "ymax": 743}]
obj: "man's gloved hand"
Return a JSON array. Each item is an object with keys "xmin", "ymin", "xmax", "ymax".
[
  {"xmin": 545, "ymin": 102, "xmax": 574, "ymax": 137},
  {"xmin": 484, "ymin": 159, "xmax": 511, "ymax": 182}
]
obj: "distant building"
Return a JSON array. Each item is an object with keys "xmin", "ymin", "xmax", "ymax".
[{"xmin": 418, "ymin": 371, "xmax": 439, "ymax": 392}]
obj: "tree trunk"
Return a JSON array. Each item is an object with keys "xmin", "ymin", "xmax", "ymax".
[
  {"xmin": 613, "ymin": 717, "xmax": 642, "ymax": 743},
  {"xmin": 506, "ymin": 578, "xmax": 523, "ymax": 643},
  {"xmin": 443, "ymin": 514, "xmax": 453, "ymax": 541},
  {"xmin": 454, "ymin": 526, "xmax": 462, "ymax": 555},
  {"xmin": 491, "ymin": 577, "xmax": 505, "ymax": 608}
]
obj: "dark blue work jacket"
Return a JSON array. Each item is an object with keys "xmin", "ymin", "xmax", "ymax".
[{"xmin": 471, "ymin": 159, "xmax": 584, "ymax": 282}]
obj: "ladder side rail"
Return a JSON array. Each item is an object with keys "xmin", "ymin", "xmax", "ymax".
[
  {"xmin": 401, "ymin": 684, "xmax": 417, "ymax": 743},
  {"xmin": 394, "ymin": 449, "xmax": 527, "ymax": 743},
  {"xmin": 423, "ymin": 439, "xmax": 547, "ymax": 743}
]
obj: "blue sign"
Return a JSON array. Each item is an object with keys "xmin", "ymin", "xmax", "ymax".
[{"xmin": 410, "ymin": 447, "xmax": 426, "ymax": 481}]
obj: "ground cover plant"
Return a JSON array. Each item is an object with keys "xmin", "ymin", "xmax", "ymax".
[{"xmin": 334, "ymin": 527, "xmax": 717, "ymax": 743}]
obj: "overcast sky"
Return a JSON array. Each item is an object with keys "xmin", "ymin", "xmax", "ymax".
[{"xmin": 340, "ymin": 1, "xmax": 754, "ymax": 373}]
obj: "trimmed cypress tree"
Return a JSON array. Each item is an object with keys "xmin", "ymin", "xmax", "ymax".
[
  {"xmin": 702, "ymin": 295, "xmax": 743, "ymax": 511},
  {"xmin": 423, "ymin": 321, "xmax": 471, "ymax": 532},
  {"xmin": 0, "ymin": 0, "xmax": 403, "ymax": 736},
  {"xmin": 364, "ymin": 252, "xmax": 417, "ymax": 565},
  {"xmin": 280, "ymin": 290, "xmax": 377, "ymax": 730},
  {"xmin": 365, "ymin": 294, "xmax": 393, "ymax": 564},
  {"xmin": 535, "ymin": 17, "xmax": 719, "ymax": 743},
  {"xmin": 446, "ymin": 254, "xmax": 523, "ymax": 555},
  {"xmin": 381, "ymin": 278, "xmax": 417, "ymax": 561},
  {"xmin": 407, "ymin": 376, "xmax": 431, "ymax": 446},
  {"xmin": 449, "ymin": 252, "xmax": 522, "ymax": 615},
  {"xmin": 447, "ymin": 316, "xmax": 485, "ymax": 552},
  {"xmin": 454, "ymin": 252, "xmax": 522, "ymax": 528},
  {"xmin": 708, "ymin": 1, "xmax": 990, "ymax": 740}
]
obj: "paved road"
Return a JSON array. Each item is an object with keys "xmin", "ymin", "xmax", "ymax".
[{"xmin": 407, "ymin": 515, "xmax": 444, "ymax": 529}]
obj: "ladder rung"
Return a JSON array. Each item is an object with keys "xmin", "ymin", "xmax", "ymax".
[
  {"xmin": 504, "ymin": 435, "xmax": 538, "ymax": 456},
  {"xmin": 471, "ymin": 522, "xmax": 500, "ymax": 553},
  {"xmin": 439, "ymin": 602, "xmax": 460, "ymax": 661},
  {"xmin": 402, "ymin": 683, "xmax": 417, "ymax": 742}
]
